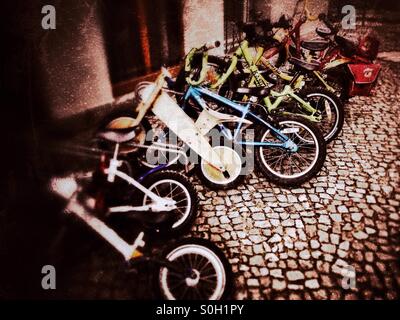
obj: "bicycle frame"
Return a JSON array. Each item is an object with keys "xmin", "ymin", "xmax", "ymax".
[
  {"xmin": 51, "ymin": 176, "xmax": 185, "ymax": 274},
  {"xmin": 51, "ymin": 176, "xmax": 147, "ymax": 261},
  {"xmin": 262, "ymin": 84, "xmax": 322, "ymax": 122},
  {"xmin": 202, "ymin": 40, "xmax": 321, "ymax": 122},
  {"xmin": 256, "ymin": 16, "xmax": 306, "ymax": 82},
  {"xmin": 234, "ymin": 12, "xmax": 341, "ymax": 94},
  {"xmin": 130, "ymin": 69, "xmax": 231, "ymax": 173},
  {"xmin": 104, "ymin": 143, "xmax": 177, "ymax": 213},
  {"xmin": 182, "ymin": 86, "xmax": 299, "ymax": 152},
  {"xmin": 256, "ymin": 38, "xmax": 340, "ymax": 94}
]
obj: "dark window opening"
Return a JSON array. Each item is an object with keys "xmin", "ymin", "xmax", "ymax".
[{"xmin": 101, "ymin": 0, "xmax": 184, "ymax": 84}]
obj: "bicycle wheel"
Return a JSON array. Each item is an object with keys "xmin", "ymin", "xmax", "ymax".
[
  {"xmin": 308, "ymin": 67, "xmax": 350, "ymax": 102},
  {"xmin": 197, "ymin": 145, "xmax": 245, "ymax": 190},
  {"xmin": 298, "ymin": 88, "xmax": 344, "ymax": 143},
  {"xmin": 142, "ymin": 170, "xmax": 198, "ymax": 236},
  {"xmin": 142, "ymin": 128, "xmax": 245, "ymax": 190},
  {"xmin": 255, "ymin": 116, "xmax": 326, "ymax": 187},
  {"xmin": 156, "ymin": 238, "xmax": 233, "ymax": 300}
]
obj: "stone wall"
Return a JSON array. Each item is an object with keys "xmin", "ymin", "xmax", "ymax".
[
  {"xmin": 243, "ymin": 0, "xmax": 329, "ymax": 41},
  {"xmin": 14, "ymin": 0, "xmax": 331, "ymax": 120},
  {"xmin": 269, "ymin": 0, "xmax": 329, "ymax": 39},
  {"xmin": 36, "ymin": 0, "xmax": 114, "ymax": 120},
  {"xmin": 182, "ymin": 0, "xmax": 225, "ymax": 55}
]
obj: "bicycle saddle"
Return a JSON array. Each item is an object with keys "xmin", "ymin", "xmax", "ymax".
[
  {"xmin": 203, "ymin": 106, "xmax": 247, "ymax": 122},
  {"xmin": 97, "ymin": 127, "xmax": 137, "ymax": 144},
  {"xmin": 334, "ymin": 35, "xmax": 358, "ymax": 57},
  {"xmin": 289, "ymin": 57, "xmax": 320, "ymax": 71},
  {"xmin": 236, "ymin": 86, "xmax": 270, "ymax": 97},
  {"xmin": 301, "ymin": 40, "xmax": 329, "ymax": 51},
  {"xmin": 316, "ymin": 27, "xmax": 333, "ymax": 38}
]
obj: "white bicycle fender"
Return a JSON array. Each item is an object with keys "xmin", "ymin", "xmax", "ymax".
[
  {"xmin": 152, "ymin": 93, "xmax": 226, "ymax": 171},
  {"xmin": 195, "ymin": 109, "xmax": 220, "ymax": 136}
]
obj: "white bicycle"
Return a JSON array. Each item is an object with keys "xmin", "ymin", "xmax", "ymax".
[
  {"xmin": 50, "ymin": 140, "xmax": 233, "ymax": 300},
  {"xmin": 101, "ymin": 67, "xmax": 247, "ymax": 190}
]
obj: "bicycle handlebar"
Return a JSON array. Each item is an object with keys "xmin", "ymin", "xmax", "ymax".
[
  {"xmin": 205, "ymin": 40, "xmax": 221, "ymax": 51},
  {"xmin": 195, "ymin": 41, "xmax": 221, "ymax": 54},
  {"xmin": 318, "ymin": 13, "xmax": 339, "ymax": 35},
  {"xmin": 184, "ymin": 41, "xmax": 221, "ymax": 86}
]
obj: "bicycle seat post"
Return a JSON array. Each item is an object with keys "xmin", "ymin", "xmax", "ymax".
[
  {"xmin": 132, "ymin": 232, "xmax": 145, "ymax": 253},
  {"xmin": 289, "ymin": 71, "xmax": 301, "ymax": 86},
  {"xmin": 107, "ymin": 143, "xmax": 121, "ymax": 183},
  {"xmin": 112, "ymin": 143, "xmax": 120, "ymax": 161}
]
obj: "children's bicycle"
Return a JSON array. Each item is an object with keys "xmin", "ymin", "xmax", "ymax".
[
  {"xmin": 177, "ymin": 82, "xmax": 327, "ymax": 187},
  {"xmin": 61, "ymin": 127, "xmax": 200, "ymax": 236},
  {"xmin": 51, "ymin": 172, "xmax": 233, "ymax": 300},
  {"xmin": 100, "ymin": 68, "xmax": 247, "ymax": 190}
]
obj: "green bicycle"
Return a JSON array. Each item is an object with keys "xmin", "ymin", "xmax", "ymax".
[{"xmin": 175, "ymin": 39, "xmax": 344, "ymax": 143}]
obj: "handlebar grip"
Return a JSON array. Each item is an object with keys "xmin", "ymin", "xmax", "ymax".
[{"xmin": 204, "ymin": 40, "xmax": 221, "ymax": 51}]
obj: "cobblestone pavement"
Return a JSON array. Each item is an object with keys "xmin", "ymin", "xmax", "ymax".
[{"xmin": 188, "ymin": 59, "xmax": 400, "ymax": 300}]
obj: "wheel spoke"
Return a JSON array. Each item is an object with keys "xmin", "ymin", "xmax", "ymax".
[
  {"xmin": 293, "ymin": 152, "xmax": 312, "ymax": 167},
  {"xmin": 154, "ymin": 186, "xmax": 161, "ymax": 196},
  {"xmin": 275, "ymin": 154, "xmax": 286, "ymax": 173},
  {"xmin": 199, "ymin": 260, "xmax": 212, "ymax": 273},
  {"xmin": 179, "ymin": 284, "xmax": 191, "ymax": 299},
  {"xmin": 174, "ymin": 198, "xmax": 188, "ymax": 204},
  {"xmin": 200, "ymin": 273, "xmax": 218, "ymax": 280},
  {"xmin": 168, "ymin": 278, "xmax": 187, "ymax": 291},
  {"xmin": 169, "ymin": 190, "xmax": 186, "ymax": 198},
  {"xmin": 168, "ymin": 185, "xmax": 180, "ymax": 198},
  {"xmin": 290, "ymin": 155, "xmax": 303, "ymax": 173}
]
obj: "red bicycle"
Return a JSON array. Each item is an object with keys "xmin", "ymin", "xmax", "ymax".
[{"xmin": 253, "ymin": 9, "xmax": 381, "ymax": 101}]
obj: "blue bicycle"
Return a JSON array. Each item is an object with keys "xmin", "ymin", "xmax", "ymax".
[{"xmin": 171, "ymin": 83, "xmax": 327, "ymax": 189}]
